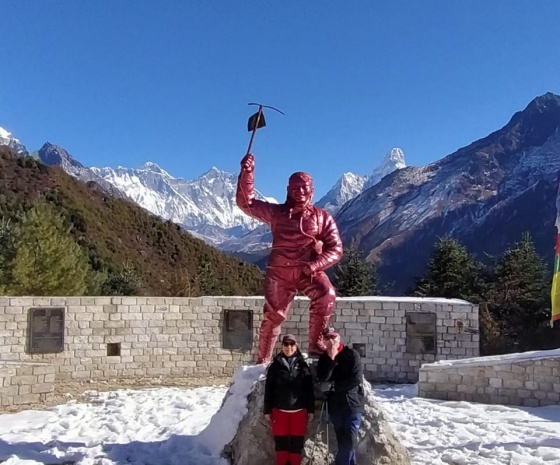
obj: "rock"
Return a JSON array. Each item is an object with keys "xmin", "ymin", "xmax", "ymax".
[{"xmin": 222, "ymin": 364, "xmax": 412, "ymax": 465}]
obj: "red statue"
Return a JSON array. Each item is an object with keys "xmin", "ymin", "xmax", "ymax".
[{"xmin": 236, "ymin": 153, "xmax": 343, "ymax": 363}]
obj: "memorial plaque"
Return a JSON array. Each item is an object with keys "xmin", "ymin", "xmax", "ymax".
[
  {"xmin": 353, "ymin": 343, "xmax": 366, "ymax": 357},
  {"xmin": 222, "ymin": 309, "xmax": 253, "ymax": 350},
  {"xmin": 406, "ymin": 312, "xmax": 436, "ymax": 354},
  {"xmin": 27, "ymin": 307, "xmax": 65, "ymax": 354}
]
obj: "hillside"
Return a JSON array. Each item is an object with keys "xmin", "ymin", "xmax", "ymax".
[{"xmin": 0, "ymin": 146, "xmax": 264, "ymax": 296}]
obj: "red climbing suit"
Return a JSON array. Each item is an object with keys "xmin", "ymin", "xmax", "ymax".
[{"xmin": 236, "ymin": 154, "xmax": 343, "ymax": 363}]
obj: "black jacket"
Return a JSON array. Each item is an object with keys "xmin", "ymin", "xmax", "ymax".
[
  {"xmin": 316, "ymin": 345, "xmax": 365, "ymax": 414},
  {"xmin": 263, "ymin": 351, "xmax": 315, "ymax": 414}
]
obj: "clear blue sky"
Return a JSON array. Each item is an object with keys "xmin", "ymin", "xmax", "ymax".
[{"xmin": 1, "ymin": 1, "xmax": 559, "ymax": 200}]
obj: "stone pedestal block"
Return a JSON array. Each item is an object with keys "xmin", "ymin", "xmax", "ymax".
[{"xmin": 223, "ymin": 371, "xmax": 411, "ymax": 465}]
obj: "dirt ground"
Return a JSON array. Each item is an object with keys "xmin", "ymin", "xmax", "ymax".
[{"xmin": 2, "ymin": 376, "xmax": 231, "ymax": 414}]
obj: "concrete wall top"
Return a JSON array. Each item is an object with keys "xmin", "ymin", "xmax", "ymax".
[{"xmin": 422, "ymin": 348, "xmax": 560, "ymax": 370}]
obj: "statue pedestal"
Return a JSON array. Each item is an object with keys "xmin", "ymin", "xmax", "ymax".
[{"xmin": 222, "ymin": 361, "xmax": 412, "ymax": 465}]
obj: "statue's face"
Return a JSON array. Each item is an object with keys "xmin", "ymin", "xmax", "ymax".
[{"xmin": 287, "ymin": 173, "xmax": 313, "ymax": 206}]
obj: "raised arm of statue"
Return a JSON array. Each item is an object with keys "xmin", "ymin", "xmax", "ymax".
[{"xmin": 236, "ymin": 153, "xmax": 274, "ymax": 225}]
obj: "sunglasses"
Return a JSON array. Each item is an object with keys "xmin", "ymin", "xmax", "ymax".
[{"xmin": 283, "ymin": 342, "xmax": 296, "ymax": 347}]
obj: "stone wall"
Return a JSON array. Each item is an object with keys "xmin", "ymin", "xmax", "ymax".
[
  {"xmin": 418, "ymin": 350, "xmax": 560, "ymax": 407},
  {"xmin": 0, "ymin": 361, "xmax": 55, "ymax": 407},
  {"xmin": 0, "ymin": 296, "xmax": 478, "ymax": 384}
]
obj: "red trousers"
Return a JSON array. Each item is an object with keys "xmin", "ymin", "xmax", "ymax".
[
  {"xmin": 258, "ymin": 266, "xmax": 336, "ymax": 363},
  {"xmin": 271, "ymin": 408, "xmax": 308, "ymax": 465}
]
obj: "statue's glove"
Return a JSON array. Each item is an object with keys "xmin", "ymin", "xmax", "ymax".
[{"xmin": 240, "ymin": 154, "xmax": 255, "ymax": 173}]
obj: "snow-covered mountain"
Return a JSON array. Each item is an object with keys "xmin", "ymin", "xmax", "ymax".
[
  {"xmin": 0, "ymin": 126, "xmax": 27, "ymax": 155},
  {"xmin": 316, "ymin": 148, "xmax": 406, "ymax": 213},
  {"xmin": 0, "ymin": 123, "xmax": 407, "ymax": 253},
  {"xmin": 366, "ymin": 148, "xmax": 407, "ymax": 188},
  {"xmin": 90, "ymin": 163, "xmax": 272, "ymax": 238}
]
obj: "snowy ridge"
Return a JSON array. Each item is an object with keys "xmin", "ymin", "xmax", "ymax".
[
  {"xmin": 91, "ymin": 163, "xmax": 271, "ymax": 235},
  {"xmin": 316, "ymin": 147, "xmax": 406, "ymax": 214},
  {"xmin": 338, "ymin": 130, "xmax": 560, "ymax": 238},
  {"xmin": 0, "ymin": 126, "xmax": 27, "ymax": 155}
]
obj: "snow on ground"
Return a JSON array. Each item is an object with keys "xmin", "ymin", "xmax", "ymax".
[
  {"xmin": 373, "ymin": 384, "xmax": 560, "ymax": 464},
  {"xmin": 0, "ymin": 368, "xmax": 559, "ymax": 464}
]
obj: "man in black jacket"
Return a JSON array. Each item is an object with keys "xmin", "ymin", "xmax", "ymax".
[{"xmin": 316, "ymin": 327, "xmax": 364, "ymax": 465}]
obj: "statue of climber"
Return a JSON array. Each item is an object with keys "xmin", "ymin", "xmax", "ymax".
[{"xmin": 236, "ymin": 153, "xmax": 343, "ymax": 364}]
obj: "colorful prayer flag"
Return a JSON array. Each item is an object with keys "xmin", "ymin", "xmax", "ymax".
[{"xmin": 551, "ymin": 181, "xmax": 560, "ymax": 326}]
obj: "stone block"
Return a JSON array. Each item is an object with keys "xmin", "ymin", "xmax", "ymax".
[
  {"xmin": 13, "ymin": 394, "xmax": 40, "ymax": 405},
  {"xmin": 489, "ymin": 377, "xmax": 503, "ymax": 388},
  {"xmin": 522, "ymin": 398, "xmax": 540, "ymax": 407},
  {"xmin": 31, "ymin": 383, "xmax": 53, "ymax": 394},
  {"xmin": 1, "ymin": 385, "xmax": 19, "ymax": 396},
  {"xmin": 14, "ymin": 375, "xmax": 37, "ymax": 385}
]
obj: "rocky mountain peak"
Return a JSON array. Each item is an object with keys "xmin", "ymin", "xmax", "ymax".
[
  {"xmin": 38, "ymin": 142, "xmax": 86, "ymax": 169},
  {"xmin": 316, "ymin": 147, "xmax": 406, "ymax": 214},
  {"xmin": 498, "ymin": 92, "xmax": 560, "ymax": 149},
  {"xmin": 528, "ymin": 92, "xmax": 560, "ymax": 111},
  {"xmin": 137, "ymin": 161, "xmax": 172, "ymax": 177},
  {"xmin": 367, "ymin": 148, "xmax": 407, "ymax": 187},
  {"xmin": 200, "ymin": 166, "xmax": 232, "ymax": 180}
]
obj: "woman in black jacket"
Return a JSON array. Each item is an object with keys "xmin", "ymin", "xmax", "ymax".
[{"xmin": 264, "ymin": 334, "xmax": 315, "ymax": 465}]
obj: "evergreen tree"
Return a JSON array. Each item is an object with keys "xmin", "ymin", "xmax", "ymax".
[
  {"xmin": 487, "ymin": 232, "xmax": 549, "ymax": 350},
  {"xmin": 196, "ymin": 262, "xmax": 219, "ymax": 295},
  {"xmin": 412, "ymin": 237, "xmax": 483, "ymax": 301},
  {"xmin": 0, "ymin": 217, "xmax": 16, "ymax": 293},
  {"xmin": 102, "ymin": 261, "xmax": 143, "ymax": 296},
  {"xmin": 11, "ymin": 200, "xmax": 93, "ymax": 295},
  {"xmin": 333, "ymin": 244, "xmax": 379, "ymax": 297}
]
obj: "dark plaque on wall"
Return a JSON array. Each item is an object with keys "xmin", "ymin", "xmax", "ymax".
[
  {"xmin": 353, "ymin": 343, "xmax": 366, "ymax": 357},
  {"xmin": 222, "ymin": 309, "xmax": 253, "ymax": 350},
  {"xmin": 406, "ymin": 312, "xmax": 437, "ymax": 355},
  {"xmin": 27, "ymin": 307, "xmax": 65, "ymax": 354}
]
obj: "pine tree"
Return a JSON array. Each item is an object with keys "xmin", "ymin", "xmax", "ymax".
[
  {"xmin": 333, "ymin": 244, "xmax": 379, "ymax": 297},
  {"xmin": 0, "ymin": 217, "xmax": 16, "ymax": 293},
  {"xmin": 196, "ymin": 262, "xmax": 221, "ymax": 295},
  {"xmin": 412, "ymin": 237, "xmax": 483, "ymax": 301},
  {"xmin": 487, "ymin": 232, "xmax": 549, "ymax": 350},
  {"xmin": 11, "ymin": 200, "xmax": 93, "ymax": 295},
  {"xmin": 102, "ymin": 261, "xmax": 143, "ymax": 296}
]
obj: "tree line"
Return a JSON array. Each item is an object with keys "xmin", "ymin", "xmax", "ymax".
[
  {"xmin": 0, "ymin": 200, "xmax": 144, "ymax": 296},
  {"xmin": 0, "ymin": 199, "xmax": 261, "ymax": 297},
  {"xmin": 332, "ymin": 235, "xmax": 559, "ymax": 355}
]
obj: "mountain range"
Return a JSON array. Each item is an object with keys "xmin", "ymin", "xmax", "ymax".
[
  {"xmin": 0, "ymin": 126, "xmax": 406, "ymax": 250},
  {"xmin": 2, "ymin": 91, "xmax": 560, "ymax": 294}
]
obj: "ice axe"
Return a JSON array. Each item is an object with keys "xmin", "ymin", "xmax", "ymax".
[{"xmin": 245, "ymin": 102, "xmax": 285, "ymax": 155}]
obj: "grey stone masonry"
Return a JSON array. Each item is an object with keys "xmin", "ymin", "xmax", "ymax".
[
  {"xmin": 418, "ymin": 349, "xmax": 560, "ymax": 407},
  {"xmin": 0, "ymin": 360, "xmax": 55, "ymax": 407},
  {"xmin": 0, "ymin": 296, "xmax": 478, "ymax": 383}
]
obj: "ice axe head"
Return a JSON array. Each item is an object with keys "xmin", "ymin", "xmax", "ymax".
[
  {"xmin": 245, "ymin": 102, "xmax": 285, "ymax": 155},
  {"xmin": 247, "ymin": 110, "xmax": 266, "ymax": 132}
]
